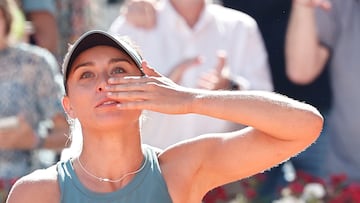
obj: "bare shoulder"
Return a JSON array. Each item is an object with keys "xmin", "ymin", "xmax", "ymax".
[
  {"xmin": 7, "ymin": 165, "xmax": 60, "ymax": 203},
  {"xmin": 158, "ymin": 137, "xmax": 219, "ymax": 202}
]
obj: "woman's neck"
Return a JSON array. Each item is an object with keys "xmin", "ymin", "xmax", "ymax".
[
  {"xmin": 75, "ymin": 127, "xmax": 144, "ymax": 190},
  {"xmin": 81, "ymin": 125, "xmax": 141, "ymax": 155}
]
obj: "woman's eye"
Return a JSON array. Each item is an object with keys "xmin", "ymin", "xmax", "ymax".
[
  {"xmin": 80, "ymin": 71, "xmax": 94, "ymax": 79},
  {"xmin": 111, "ymin": 67, "xmax": 125, "ymax": 75}
]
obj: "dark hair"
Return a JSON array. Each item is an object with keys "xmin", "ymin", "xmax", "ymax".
[{"xmin": 0, "ymin": 0, "xmax": 13, "ymax": 36}]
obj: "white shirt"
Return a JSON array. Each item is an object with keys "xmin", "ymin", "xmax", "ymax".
[{"xmin": 109, "ymin": 0, "xmax": 273, "ymax": 149}]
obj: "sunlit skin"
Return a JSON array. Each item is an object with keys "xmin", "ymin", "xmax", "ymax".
[
  {"xmin": 62, "ymin": 45, "xmax": 145, "ymax": 193},
  {"xmin": 6, "ymin": 35, "xmax": 323, "ymax": 203}
]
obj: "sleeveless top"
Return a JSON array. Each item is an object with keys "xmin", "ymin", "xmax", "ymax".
[{"xmin": 57, "ymin": 145, "xmax": 172, "ymax": 203}]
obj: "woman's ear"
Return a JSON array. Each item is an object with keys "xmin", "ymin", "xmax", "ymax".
[{"xmin": 62, "ymin": 96, "xmax": 76, "ymax": 118}]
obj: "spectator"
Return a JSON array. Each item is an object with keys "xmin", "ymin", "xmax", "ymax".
[
  {"xmin": 219, "ymin": 0, "xmax": 332, "ymax": 200},
  {"xmin": 286, "ymin": 0, "xmax": 360, "ymax": 183},
  {"xmin": 109, "ymin": 0, "xmax": 273, "ymax": 149},
  {"xmin": 0, "ymin": 0, "xmax": 69, "ymax": 201},
  {"xmin": 19, "ymin": 0, "xmax": 60, "ymax": 59}
]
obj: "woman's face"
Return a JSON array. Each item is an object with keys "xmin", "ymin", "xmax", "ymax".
[{"xmin": 63, "ymin": 45, "xmax": 143, "ymax": 129}]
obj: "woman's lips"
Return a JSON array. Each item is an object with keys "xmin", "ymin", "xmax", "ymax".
[{"xmin": 96, "ymin": 99, "xmax": 121, "ymax": 108}]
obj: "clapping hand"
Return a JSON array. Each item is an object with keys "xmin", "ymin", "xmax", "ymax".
[
  {"xmin": 197, "ymin": 50, "xmax": 232, "ymax": 90},
  {"xmin": 168, "ymin": 56, "xmax": 203, "ymax": 84}
]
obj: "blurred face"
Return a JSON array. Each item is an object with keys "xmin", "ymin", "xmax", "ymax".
[{"xmin": 63, "ymin": 45, "xmax": 143, "ymax": 130}]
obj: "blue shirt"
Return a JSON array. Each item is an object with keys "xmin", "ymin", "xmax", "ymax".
[
  {"xmin": 22, "ymin": 0, "xmax": 56, "ymax": 15},
  {"xmin": 57, "ymin": 145, "xmax": 172, "ymax": 203}
]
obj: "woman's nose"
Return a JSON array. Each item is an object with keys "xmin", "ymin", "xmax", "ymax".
[{"xmin": 96, "ymin": 74, "xmax": 109, "ymax": 92}]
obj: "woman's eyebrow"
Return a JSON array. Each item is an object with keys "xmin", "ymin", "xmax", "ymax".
[
  {"xmin": 109, "ymin": 57, "xmax": 132, "ymax": 65},
  {"xmin": 71, "ymin": 58, "xmax": 133, "ymax": 74},
  {"xmin": 72, "ymin": 61, "xmax": 94, "ymax": 73}
]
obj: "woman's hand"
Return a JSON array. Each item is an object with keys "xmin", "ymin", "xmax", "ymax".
[{"xmin": 106, "ymin": 61, "xmax": 196, "ymax": 114}]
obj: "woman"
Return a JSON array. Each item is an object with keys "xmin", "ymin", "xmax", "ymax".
[{"xmin": 6, "ymin": 30, "xmax": 323, "ymax": 203}]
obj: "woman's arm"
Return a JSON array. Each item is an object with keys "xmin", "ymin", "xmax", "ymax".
[
  {"xmin": 161, "ymin": 90, "xmax": 322, "ymax": 195},
  {"xmin": 106, "ymin": 61, "xmax": 323, "ymax": 200}
]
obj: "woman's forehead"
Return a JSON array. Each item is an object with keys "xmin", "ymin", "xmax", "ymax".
[
  {"xmin": 73, "ymin": 45, "xmax": 133, "ymax": 63},
  {"xmin": 80, "ymin": 45, "xmax": 128, "ymax": 56},
  {"xmin": 69, "ymin": 46, "xmax": 140, "ymax": 74}
]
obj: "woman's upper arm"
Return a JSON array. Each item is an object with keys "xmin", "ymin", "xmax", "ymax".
[
  {"xmin": 7, "ymin": 179, "xmax": 38, "ymax": 202},
  {"xmin": 7, "ymin": 167, "xmax": 59, "ymax": 203},
  {"xmin": 179, "ymin": 127, "xmax": 310, "ymax": 190}
]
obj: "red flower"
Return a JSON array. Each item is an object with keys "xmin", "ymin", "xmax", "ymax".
[
  {"xmin": 330, "ymin": 174, "xmax": 348, "ymax": 188},
  {"xmin": 245, "ymin": 188, "xmax": 257, "ymax": 199},
  {"xmin": 288, "ymin": 181, "xmax": 304, "ymax": 196},
  {"xmin": 0, "ymin": 180, "xmax": 4, "ymax": 190}
]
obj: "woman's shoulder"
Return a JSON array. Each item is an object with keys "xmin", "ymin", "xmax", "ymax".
[{"xmin": 6, "ymin": 165, "xmax": 60, "ymax": 202}]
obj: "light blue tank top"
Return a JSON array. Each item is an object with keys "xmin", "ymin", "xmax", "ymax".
[{"xmin": 57, "ymin": 145, "xmax": 172, "ymax": 203}]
